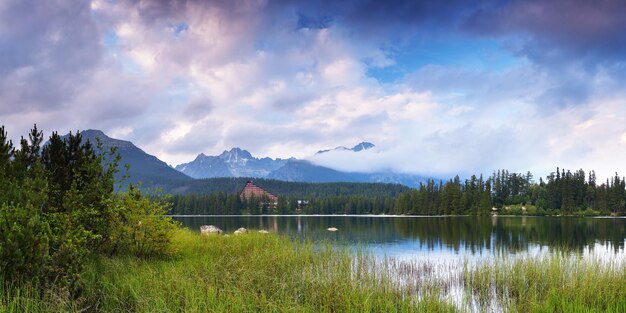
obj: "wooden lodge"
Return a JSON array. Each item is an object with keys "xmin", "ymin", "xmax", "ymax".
[{"xmin": 240, "ymin": 181, "xmax": 278, "ymax": 206}]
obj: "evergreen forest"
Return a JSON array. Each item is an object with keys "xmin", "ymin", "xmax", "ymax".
[
  {"xmin": 0, "ymin": 125, "xmax": 177, "ymax": 295},
  {"xmin": 170, "ymin": 170, "xmax": 626, "ymax": 216}
]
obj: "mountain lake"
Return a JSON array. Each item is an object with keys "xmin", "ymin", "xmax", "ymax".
[{"xmin": 173, "ymin": 215, "xmax": 625, "ymax": 261}]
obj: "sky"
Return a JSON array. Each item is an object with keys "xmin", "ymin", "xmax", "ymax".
[{"xmin": 2, "ymin": 0, "xmax": 626, "ymax": 180}]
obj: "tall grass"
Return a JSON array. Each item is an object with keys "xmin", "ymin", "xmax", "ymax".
[
  {"xmin": 77, "ymin": 230, "xmax": 453, "ymax": 312},
  {"xmin": 463, "ymin": 253, "xmax": 626, "ymax": 312},
  {"xmin": 2, "ymin": 230, "xmax": 624, "ymax": 312},
  {"xmin": 0, "ymin": 281, "xmax": 82, "ymax": 312}
]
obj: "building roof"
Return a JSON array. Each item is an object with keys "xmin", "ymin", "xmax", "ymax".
[{"xmin": 240, "ymin": 181, "xmax": 278, "ymax": 202}]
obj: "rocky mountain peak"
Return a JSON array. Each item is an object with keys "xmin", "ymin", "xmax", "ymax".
[
  {"xmin": 220, "ymin": 147, "xmax": 253, "ymax": 162},
  {"xmin": 352, "ymin": 142, "xmax": 375, "ymax": 152},
  {"xmin": 316, "ymin": 142, "xmax": 376, "ymax": 154}
]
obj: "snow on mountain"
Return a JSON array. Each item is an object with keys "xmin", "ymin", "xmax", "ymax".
[
  {"xmin": 175, "ymin": 148, "xmax": 288, "ymax": 179},
  {"xmin": 316, "ymin": 142, "xmax": 375, "ymax": 154}
]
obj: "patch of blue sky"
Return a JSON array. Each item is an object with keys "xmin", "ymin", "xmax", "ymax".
[
  {"xmin": 119, "ymin": 57, "xmax": 143, "ymax": 75},
  {"xmin": 171, "ymin": 22, "xmax": 189, "ymax": 36},
  {"xmin": 102, "ymin": 31, "xmax": 119, "ymax": 47},
  {"xmin": 367, "ymin": 37, "xmax": 519, "ymax": 83}
]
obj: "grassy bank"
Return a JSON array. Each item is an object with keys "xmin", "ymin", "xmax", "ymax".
[
  {"xmin": 1, "ymin": 230, "xmax": 453, "ymax": 312},
  {"xmin": 1, "ymin": 229, "xmax": 624, "ymax": 312}
]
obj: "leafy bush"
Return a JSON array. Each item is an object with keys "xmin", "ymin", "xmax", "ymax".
[
  {"xmin": 0, "ymin": 205, "xmax": 89, "ymax": 293},
  {"xmin": 0, "ymin": 125, "xmax": 178, "ymax": 297},
  {"xmin": 107, "ymin": 187, "xmax": 178, "ymax": 258},
  {"xmin": 0, "ymin": 203, "xmax": 51, "ymax": 285},
  {"xmin": 44, "ymin": 213, "xmax": 90, "ymax": 292}
]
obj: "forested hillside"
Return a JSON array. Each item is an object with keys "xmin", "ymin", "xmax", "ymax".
[
  {"xmin": 171, "ymin": 177, "xmax": 409, "ymax": 197},
  {"xmin": 168, "ymin": 178, "xmax": 407, "ymax": 215},
  {"xmin": 393, "ymin": 169, "xmax": 625, "ymax": 216},
  {"xmin": 169, "ymin": 169, "xmax": 626, "ymax": 216}
]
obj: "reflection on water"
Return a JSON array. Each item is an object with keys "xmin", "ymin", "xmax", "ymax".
[{"xmin": 173, "ymin": 215, "xmax": 626, "ymax": 258}]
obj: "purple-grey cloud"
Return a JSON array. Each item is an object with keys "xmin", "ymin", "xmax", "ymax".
[
  {"xmin": 0, "ymin": 0, "xmax": 100, "ymax": 114},
  {"xmin": 2, "ymin": 0, "xmax": 626, "ymax": 181},
  {"xmin": 463, "ymin": 0, "xmax": 626, "ymax": 66}
]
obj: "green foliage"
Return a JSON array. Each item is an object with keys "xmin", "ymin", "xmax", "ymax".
[
  {"xmin": 392, "ymin": 168, "xmax": 626, "ymax": 216},
  {"xmin": 464, "ymin": 253, "xmax": 626, "ymax": 312},
  {"xmin": 0, "ymin": 203, "xmax": 51, "ymax": 286},
  {"xmin": 176, "ymin": 177, "xmax": 409, "ymax": 197},
  {"xmin": 169, "ymin": 178, "xmax": 405, "ymax": 215},
  {"xmin": 2, "ymin": 231, "xmax": 623, "ymax": 312},
  {"xmin": 0, "ymin": 126, "xmax": 87, "ymax": 292},
  {"xmin": 107, "ymin": 187, "xmax": 178, "ymax": 257},
  {"xmin": 78, "ymin": 230, "xmax": 423, "ymax": 312},
  {"xmin": 0, "ymin": 124, "xmax": 177, "ymax": 297},
  {"xmin": 171, "ymin": 167, "xmax": 626, "ymax": 216},
  {"xmin": 44, "ymin": 213, "xmax": 90, "ymax": 292},
  {"xmin": 170, "ymin": 192, "xmax": 397, "ymax": 215}
]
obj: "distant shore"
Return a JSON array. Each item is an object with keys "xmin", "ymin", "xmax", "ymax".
[{"xmin": 167, "ymin": 214, "xmax": 625, "ymax": 218}]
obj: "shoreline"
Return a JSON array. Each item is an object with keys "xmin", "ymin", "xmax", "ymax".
[{"xmin": 167, "ymin": 214, "xmax": 626, "ymax": 218}]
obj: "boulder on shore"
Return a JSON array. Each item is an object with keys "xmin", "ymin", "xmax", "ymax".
[
  {"xmin": 200, "ymin": 225, "xmax": 223, "ymax": 235},
  {"xmin": 258, "ymin": 230, "xmax": 269, "ymax": 234},
  {"xmin": 234, "ymin": 227, "xmax": 247, "ymax": 235},
  {"xmin": 327, "ymin": 227, "xmax": 338, "ymax": 232}
]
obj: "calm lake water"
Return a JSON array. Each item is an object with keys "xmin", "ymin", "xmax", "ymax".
[{"xmin": 173, "ymin": 215, "xmax": 626, "ymax": 261}]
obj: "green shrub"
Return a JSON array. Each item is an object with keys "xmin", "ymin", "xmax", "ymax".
[
  {"xmin": 0, "ymin": 204, "xmax": 89, "ymax": 293},
  {"xmin": 0, "ymin": 203, "xmax": 51, "ymax": 286},
  {"xmin": 576, "ymin": 208, "xmax": 600, "ymax": 217},
  {"xmin": 0, "ymin": 125, "xmax": 176, "ymax": 297},
  {"xmin": 44, "ymin": 213, "xmax": 90, "ymax": 292},
  {"xmin": 106, "ymin": 187, "xmax": 178, "ymax": 258}
]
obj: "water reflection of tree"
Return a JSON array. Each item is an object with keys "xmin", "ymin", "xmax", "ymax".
[{"xmin": 175, "ymin": 216, "xmax": 625, "ymax": 253}]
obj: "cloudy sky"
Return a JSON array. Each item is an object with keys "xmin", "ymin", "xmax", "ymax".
[{"xmin": 2, "ymin": 0, "xmax": 626, "ymax": 179}]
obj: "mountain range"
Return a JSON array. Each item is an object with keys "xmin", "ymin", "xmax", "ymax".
[
  {"xmin": 175, "ymin": 142, "xmax": 429, "ymax": 187},
  {"xmin": 71, "ymin": 130, "xmax": 429, "ymax": 191},
  {"xmin": 175, "ymin": 148, "xmax": 290, "ymax": 179}
]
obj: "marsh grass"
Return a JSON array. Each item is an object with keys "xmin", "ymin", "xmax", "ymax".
[
  {"xmin": 463, "ymin": 252, "xmax": 626, "ymax": 312},
  {"xmin": 0, "ymin": 281, "xmax": 82, "ymax": 312},
  {"xmin": 2, "ymin": 230, "xmax": 624, "ymax": 312},
  {"xmin": 77, "ymin": 230, "xmax": 451, "ymax": 312}
]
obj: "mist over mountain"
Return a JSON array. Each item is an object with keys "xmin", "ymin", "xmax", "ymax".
[
  {"xmin": 267, "ymin": 159, "xmax": 429, "ymax": 187},
  {"xmin": 63, "ymin": 130, "xmax": 429, "ymax": 189},
  {"xmin": 175, "ymin": 142, "xmax": 429, "ymax": 187},
  {"xmin": 316, "ymin": 142, "xmax": 375, "ymax": 154}
]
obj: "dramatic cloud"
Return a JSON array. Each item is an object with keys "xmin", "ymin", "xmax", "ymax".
[
  {"xmin": 0, "ymin": 0, "xmax": 100, "ymax": 113},
  {"xmin": 1, "ymin": 0, "xmax": 625, "ymax": 179},
  {"xmin": 463, "ymin": 0, "xmax": 626, "ymax": 66}
]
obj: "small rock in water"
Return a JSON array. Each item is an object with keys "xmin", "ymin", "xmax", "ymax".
[
  {"xmin": 200, "ymin": 225, "xmax": 223, "ymax": 235},
  {"xmin": 258, "ymin": 230, "xmax": 269, "ymax": 234},
  {"xmin": 327, "ymin": 227, "xmax": 338, "ymax": 232}
]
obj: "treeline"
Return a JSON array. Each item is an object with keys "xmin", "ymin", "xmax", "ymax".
[
  {"xmin": 394, "ymin": 169, "xmax": 626, "ymax": 216},
  {"xmin": 170, "ymin": 169, "xmax": 626, "ymax": 216},
  {"xmin": 0, "ymin": 125, "xmax": 177, "ymax": 296},
  {"xmin": 169, "ymin": 178, "xmax": 406, "ymax": 215},
  {"xmin": 170, "ymin": 193, "xmax": 396, "ymax": 215},
  {"xmin": 172, "ymin": 177, "xmax": 409, "ymax": 197}
]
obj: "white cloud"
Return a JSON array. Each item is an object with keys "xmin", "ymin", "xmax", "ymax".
[{"xmin": 2, "ymin": 0, "xmax": 626, "ymax": 182}]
